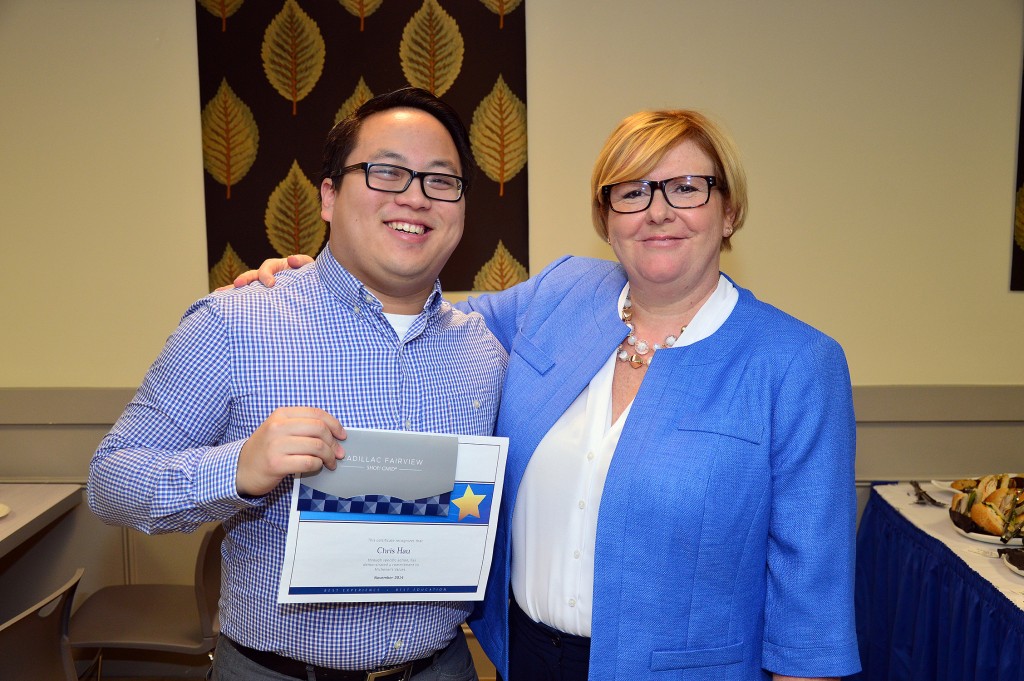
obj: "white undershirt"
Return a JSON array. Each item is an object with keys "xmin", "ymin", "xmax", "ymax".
[
  {"xmin": 382, "ymin": 312, "xmax": 418, "ymax": 340},
  {"xmin": 510, "ymin": 275, "xmax": 738, "ymax": 635}
]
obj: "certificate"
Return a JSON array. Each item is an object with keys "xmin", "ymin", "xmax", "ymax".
[{"xmin": 277, "ymin": 428, "xmax": 508, "ymax": 603}]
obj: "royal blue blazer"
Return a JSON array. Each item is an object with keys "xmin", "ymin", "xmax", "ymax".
[{"xmin": 459, "ymin": 256, "xmax": 860, "ymax": 680}]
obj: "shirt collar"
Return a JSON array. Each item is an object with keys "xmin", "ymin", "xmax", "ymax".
[
  {"xmin": 314, "ymin": 247, "xmax": 445, "ymax": 318},
  {"xmin": 616, "ymin": 273, "xmax": 738, "ymax": 347}
]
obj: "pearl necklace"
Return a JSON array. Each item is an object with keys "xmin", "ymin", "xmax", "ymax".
[{"xmin": 617, "ymin": 294, "xmax": 686, "ymax": 369}]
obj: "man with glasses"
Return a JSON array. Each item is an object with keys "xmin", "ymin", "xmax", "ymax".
[{"xmin": 88, "ymin": 87, "xmax": 506, "ymax": 681}]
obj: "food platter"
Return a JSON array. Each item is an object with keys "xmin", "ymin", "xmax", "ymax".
[
  {"xmin": 953, "ymin": 524, "xmax": 1024, "ymax": 546},
  {"xmin": 938, "ymin": 474, "xmax": 1023, "ymax": 494},
  {"xmin": 946, "ymin": 473, "xmax": 1023, "ymax": 547}
]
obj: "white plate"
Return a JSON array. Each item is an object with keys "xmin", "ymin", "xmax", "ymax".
[
  {"xmin": 931, "ymin": 478, "xmax": 986, "ymax": 494},
  {"xmin": 953, "ymin": 524, "xmax": 1024, "ymax": 546},
  {"xmin": 0, "ymin": 503, "xmax": 8, "ymax": 519},
  {"xmin": 1002, "ymin": 552, "xmax": 1024, "ymax": 578}
]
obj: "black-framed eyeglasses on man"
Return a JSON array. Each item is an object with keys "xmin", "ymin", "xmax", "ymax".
[
  {"xmin": 601, "ymin": 175, "xmax": 719, "ymax": 213},
  {"xmin": 337, "ymin": 163, "xmax": 465, "ymax": 202}
]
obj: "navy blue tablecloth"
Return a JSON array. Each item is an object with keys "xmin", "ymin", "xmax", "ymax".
[{"xmin": 848, "ymin": 487, "xmax": 1024, "ymax": 681}]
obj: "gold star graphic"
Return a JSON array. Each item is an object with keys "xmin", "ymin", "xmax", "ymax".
[{"xmin": 452, "ymin": 485, "xmax": 487, "ymax": 521}]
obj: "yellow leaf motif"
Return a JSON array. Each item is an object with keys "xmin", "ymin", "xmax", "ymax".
[
  {"xmin": 335, "ymin": 77, "xmax": 374, "ymax": 125},
  {"xmin": 339, "ymin": 0, "xmax": 383, "ymax": 32},
  {"xmin": 478, "ymin": 0, "xmax": 522, "ymax": 29},
  {"xmin": 265, "ymin": 160, "xmax": 325, "ymax": 257},
  {"xmin": 1016, "ymin": 186, "xmax": 1024, "ymax": 251},
  {"xmin": 399, "ymin": 0, "xmax": 464, "ymax": 97},
  {"xmin": 470, "ymin": 75, "xmax": 527, "ymax": 196},
  {"xmin": 202, "ymin": 79, "xmax": 260, "ymax": 200},
  {"xmin": 473, "ymin": 240, "xmax": 527, "ymax": 291},
  {"xmin": 209, "ymin": 243, "xmax": 251, "ymax": 292},
  {"xmin": 261, "ymin": 0, "xmax": 326, "ymax": 116},
  {"xmin": 198, "ymin": 0, "xmax": 245, "ymax": 32}
]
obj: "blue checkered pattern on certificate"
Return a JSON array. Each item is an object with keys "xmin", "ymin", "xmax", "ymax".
[
  {"xmin": 88, "ymin": 248, "xmax": 507, "ymax": 670},
  {"xmin": 297, "ymin": 484, "xmax": 451, "ymax": 517}
]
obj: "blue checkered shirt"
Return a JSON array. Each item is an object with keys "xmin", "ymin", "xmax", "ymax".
[{"xmin": 89, "ymin": 248, "xmax": 508, "ymax": 669}]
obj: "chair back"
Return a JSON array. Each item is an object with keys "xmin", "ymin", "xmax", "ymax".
[
  {"xmin": 194, "ymin": 523, "xmax": 226, "ymax": 642},
  {"xmin": 0, "ymin": 568, "xmax": 84, "ymax": 681}
]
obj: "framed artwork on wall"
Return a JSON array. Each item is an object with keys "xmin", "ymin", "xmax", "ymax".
[
  {"xmin": 1013, "ymin": 39, "xmax": 1024, "ymax": 292},
  {"xmin": 196, "ymin": 0, "xmax": 528, "ymax": 292}
]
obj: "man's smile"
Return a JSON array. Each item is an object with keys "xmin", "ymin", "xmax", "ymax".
[{"xmin": 387, "ymin": 220, "xmax": 429, "ymax": 235}]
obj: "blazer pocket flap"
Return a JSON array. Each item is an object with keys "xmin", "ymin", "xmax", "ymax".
[
  {"xmin": 676, "ymin": 414, "xmax": 762, "ymax": 444},
  {"xmin": 650, "ymin": 642, "xmax": 744, "ymax": 671},
  {"xmin": 511, "ymin": 333, "xmax": 554, "ymax": 375}
]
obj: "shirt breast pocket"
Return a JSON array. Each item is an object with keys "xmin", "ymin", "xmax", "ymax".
[{"xmin": 423, "ymin": 384, "xmax": 498, "ymax": 435}]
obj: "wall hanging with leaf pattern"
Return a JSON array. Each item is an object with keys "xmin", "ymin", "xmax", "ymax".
[
  {"xmin": 1013, "ymin": 43, "xmax": 1024, "ymax": 291},
  {"xmin": 197, "ymin": 0, "xmax": 528, "ymax": 292}
]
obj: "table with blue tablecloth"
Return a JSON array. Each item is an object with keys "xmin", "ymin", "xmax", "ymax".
[{"xmin": 850, "ymin": 482, "xmax": 1024, "ymax": 681}]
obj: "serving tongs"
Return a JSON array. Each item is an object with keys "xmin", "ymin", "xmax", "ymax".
[{"xmin": 910, "ymin": 480, "xmax": 947, "ymax": 508}]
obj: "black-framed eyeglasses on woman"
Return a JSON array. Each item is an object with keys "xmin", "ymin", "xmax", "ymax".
[
  {"xmin": 337, "ymin": 163, "xmax": 465, "ymax": 202},
  {"xmin": 601, "ymin": 175, "xmax": 719, "ymax": 213}
]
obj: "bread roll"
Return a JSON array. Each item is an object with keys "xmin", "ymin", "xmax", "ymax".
[
  {"xmin": 974, "ymin": 475, "xmax": 1000, "ymax": 504},
  {"xmin": 969, "ymin": 487, "xmax": 1024, "ymax": 537}
]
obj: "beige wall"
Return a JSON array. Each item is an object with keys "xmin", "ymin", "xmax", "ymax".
[
  {"xmin": 3, "ymin": 0, "xmax": 1023, "ymax": 389},
  {"xmin": 3, "ymin": 5, "xmax": 1020, "ymax": 675}
]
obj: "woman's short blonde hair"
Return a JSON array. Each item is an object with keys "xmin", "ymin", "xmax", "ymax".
[{"xmin": 590, "ymin": 110, "xmax": 748, "ymax": 250}]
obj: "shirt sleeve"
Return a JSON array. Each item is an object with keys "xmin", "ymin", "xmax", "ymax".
[
  {"xmin": 88, "ymin": 299, "xmax": 260, "ymax": 535},
  {"xmin": 761, "ymin": 333, "xmax": 862, "ymax": 676}
]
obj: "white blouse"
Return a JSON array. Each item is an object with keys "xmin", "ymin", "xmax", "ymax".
[{"xmin": 509, "ymin": 275, "xmax": 738, "ymax": 636}]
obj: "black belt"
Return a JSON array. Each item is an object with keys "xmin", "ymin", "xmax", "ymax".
[{"xmin": 225, "ymin": 636, "xmax": 437, "ymax": 681}]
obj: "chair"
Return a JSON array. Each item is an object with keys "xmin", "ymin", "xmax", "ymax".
[
  {"xmin": 0, "ymin": 567, "xmax": 85, "ymax": 681},
  {"xmin": 70, "ymin": 524, "xmax": 225, "ymax": 679}
]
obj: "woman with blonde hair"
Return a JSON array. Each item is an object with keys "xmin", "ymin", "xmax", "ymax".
[{"xmin": 240, "ymin": 109, "xmax": 860, "ymax": 681}]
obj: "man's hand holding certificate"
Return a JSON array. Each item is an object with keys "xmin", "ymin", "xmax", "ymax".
[{"xmin": 278, "ymin": 428, "xmax": 508, "ymax": 603}]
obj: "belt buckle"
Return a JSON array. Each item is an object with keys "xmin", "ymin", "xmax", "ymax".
[{"xmin": 365, "ymin": 663, "xmax": 413, "ymax": 681}]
